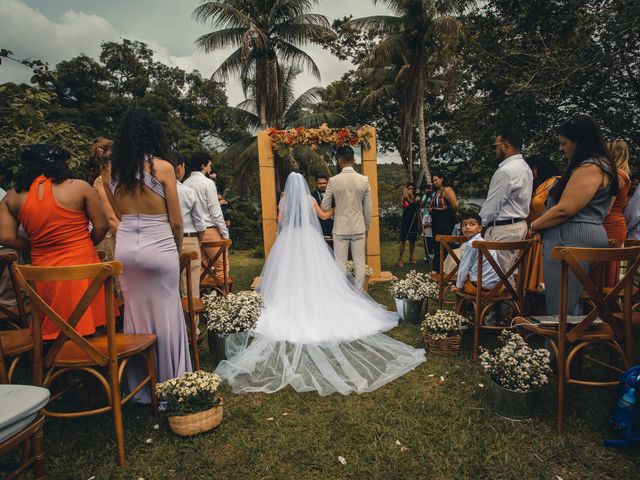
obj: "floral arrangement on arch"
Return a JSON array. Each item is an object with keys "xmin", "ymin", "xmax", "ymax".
[
  {"xmin": 203, "ymin": 291, "xmax": 263, "ymax": 334},
  {"xmin": 389, "ymin": 270, "xmax": 438, "ymax": 301},
  {"xmin": 479, "ymin": 331, "xmax": 551, "ymax": 392},
  {"xmin": 421, "ymin": 309, "xmax": 466, "ymax": 340},
  {"xmin": 156, "ymin": 371, "xmax": 222, "ymax": 416},
  {"xmin": 267, "ymin": 123, "xmax": 372, "ymax": 153},
  {"xmin": 345, "ymin": 261, "xmax": 374, "ymax": 278}
]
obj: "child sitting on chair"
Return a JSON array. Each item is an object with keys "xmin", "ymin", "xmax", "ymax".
[{"xmin": 451, "ymin": 213, "xmax": 500, "ymax": 294}]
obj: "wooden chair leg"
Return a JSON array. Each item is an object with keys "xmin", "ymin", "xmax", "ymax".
[
  {"xmin": 556, "ymin": 340, "xmax": 566, "ymax": 434},
  {"xmin": 191, "ymin": 316, "xmax": 200, "ymax": 371},
  {"xmin": 32, "ymin": 426, "xmax": 46, "ymax": 480},
  {"xmin": 148, "ymin": 344, "xmax": 159, "ymax": 415},
  {"xmin": 109, "ymin": 366, "xmax": 126, "ymax": 466},
  {"xmin": 473, "ymin": 301, "xmax": 481, "ymax": 362}
]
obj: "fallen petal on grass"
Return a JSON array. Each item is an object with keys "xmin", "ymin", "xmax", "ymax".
[
  {"xmin": 266, "ymin": 417, "xmax": 274, "ymax": 421},
  {"xmin": 145, "ymin": 438, "xmax": 153, "ymax": 444},
  {"xmin": 338, "ymin": 456, "xmax": 347, "ymax": 465},
  {"xmin": 478, "ymin": 383, "xmax": 485, "ymax": 388}
]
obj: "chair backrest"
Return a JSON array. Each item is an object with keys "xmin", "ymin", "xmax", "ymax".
[
  {"xmin": 435, "ymin": 235, "xmax": 467, "ymax": 281},
  {"xmin": 201, "ymin": 239, "xmax": 232, "ymax": 295},
  {"xmin": 0, "ymin": 252, "xmax": 28, "ymax": 329},
  {"xmin": 471, "ymin": 239, "xmax": 533, "ymax": 304},
  {"xmin": 13, "ymin": 261, "xmax": 122, "ymax": 382},
  {"xmin": 553, "ymin": 246, "xmax": 640, "ymax": 342}
]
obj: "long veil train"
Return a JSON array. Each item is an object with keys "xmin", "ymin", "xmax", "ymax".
[{"xmin": 214, "ymin": 172, "xmax": 425, "ymax": 395}]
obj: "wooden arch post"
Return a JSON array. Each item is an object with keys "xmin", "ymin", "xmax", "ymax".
[{"xmin": 257, "ymin": 128, "xmax": 391, "ymax": 283}]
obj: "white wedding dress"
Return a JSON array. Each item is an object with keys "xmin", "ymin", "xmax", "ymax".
[{"xmin": 214, "ymin": 173, "xmax": 425, "ymax": 395}]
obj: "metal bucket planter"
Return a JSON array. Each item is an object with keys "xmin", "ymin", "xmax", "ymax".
[
  {"xmin": 489, "ymin": 380, "xmax": 537, "ymax": 420},
  {"xmin": 208, "ymin": 331, "xmax": 250, "ymax": 368},
  {"xmin": 394, "ymin": 298, "xmax": 425, "ymax": 324}
]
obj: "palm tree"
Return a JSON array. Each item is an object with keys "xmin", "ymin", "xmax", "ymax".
[
  {"xmin": 221, "ymin": 65, "xmax": 345, "ymax": 190},
  {"xmin": 193, "ymin": 0, "xmax": 334, "ymax": 129},
  {"xmin": 350, "ymin": 0, "xmax": 473, "ymax": 182}
]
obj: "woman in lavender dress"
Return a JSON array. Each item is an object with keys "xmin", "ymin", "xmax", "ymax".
[{"xmin": 105, "ymin": 107, "xmax": 192, "ymax": 403}]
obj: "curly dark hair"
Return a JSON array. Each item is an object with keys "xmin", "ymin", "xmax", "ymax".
[
  {"xmin": 111, "ymin": 107, "xmax": 170, "ymax": 192},
  {"xmin": 550, "ymin": 114, "xmax": 618, "ymax": 203},
  {"xmin": 14, "ymin": 144, "xmax": 72, "ymax": 192},
  {"xmin": 526, "ymin": 154, "xmax": 560, "ymax": 190}
]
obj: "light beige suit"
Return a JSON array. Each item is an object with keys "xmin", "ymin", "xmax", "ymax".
[{"xmin": 321, "ymin": 166, "xmax": 371, "ymax": 289}]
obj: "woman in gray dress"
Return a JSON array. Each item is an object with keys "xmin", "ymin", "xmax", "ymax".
[
  {"xmin": 105, "ymin": 107, "xmax": 192, "ymax": 403},
  {"xmin": 529, "ymin": 115, "xmax": 618, "ymax": 315}
]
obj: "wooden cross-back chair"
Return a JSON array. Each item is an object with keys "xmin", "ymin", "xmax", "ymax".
[
  {"xmin": 0, "ymin": 253, "xmax": 34, "ymax": 384},
  {"xmin": 433, "ymin": 235, "xmax": 467, "ymax": 308},
  {"xmin": 179, "ymin": 251, "xmax": 202, "ymax": 370},
  {"xmin": 514, "ymin": 245, "xmax": 640, "ymax": 432},
  {"xmin": 0, "ymin": 411, "xmax": 46, "ymax": 480},
  {"xmin": 0, "ymin": 252, "xmax": 28, "ymax": 330},
  {"xmin": 13, "ymin": 261, "xmax": 158, "ymax": 466},
  {"xmin": 200, "ymin": 239, "xmax": 235, "ymax": 296},
  {"xmin": 611, "ymin": 239, "xmax": 640, "ymax": 349},
  {"xmin": 454, "ymin": 239, "xmax": 533, "ymax": 361}
]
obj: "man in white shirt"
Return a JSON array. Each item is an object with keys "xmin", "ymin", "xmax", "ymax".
[
  {"xmin": 480, "ymin": 127, "xmax": 533, "ymax": 272},
  {"xmin": 173, "ymin": 154, "xmax": 207, "ymax": 302},
  {"xmin": 183, "ymin": 152, "xmax": 229, "ymax": 282}
]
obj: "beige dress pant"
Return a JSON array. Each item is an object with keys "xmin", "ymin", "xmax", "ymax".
[
  {"xmin": 0, "ymin": 247, "xmax": 17, "ymax": 308},
  {"xmin": 201, "ymin": 227, "xmax": 227, "ymax": 282},
  {"xmin": 484, "ymin": 222, "xmax": 528, "ymax": 273},
  {"xmin": 334, "ymin": 233, "xmax": 366, "ymax": 289},
  {"xmin": 181, "ymin": 237, "xmax": 201, "ymax": 298}
]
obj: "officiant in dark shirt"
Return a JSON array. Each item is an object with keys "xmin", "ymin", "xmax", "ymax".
[{"xmin": 311, "ymin": 173, "xmax": 334, "ymax": 249}]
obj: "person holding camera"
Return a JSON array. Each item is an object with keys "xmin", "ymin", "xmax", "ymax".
[{"xmin": 398, "ymin": 182, "xmax": 422, "ymax": 267}]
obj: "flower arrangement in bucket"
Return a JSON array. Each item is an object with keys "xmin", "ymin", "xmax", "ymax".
[
  {"xmin": 421, "ymin": 309, "xmax": 466, "ymax": 355},
  {"xmin": 203, "ymin": 291, "xmax": 263, "ymax": 334},
  {"xmin": 389, "ymin": 270, "xmax": 438, "ymax": 323},
  {"xmin": 156, "ymin": 371, "xmax": 223, "ymax": 436},
  {"xmin": 203, "ymin": 291, "xmax": 263, "ymax": 367},
  {"xmin": 345, "ymin": 261, "xmax": 374, "ymax": 290},
  {"xmin": 479, "ymin": 331, "xmax": 551, "ymax": 420}
]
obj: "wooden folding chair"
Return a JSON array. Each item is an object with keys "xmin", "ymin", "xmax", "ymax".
[
  {"xmin": 433, "ymin": 235, "xmax": 467, "ymax": 308},
  {"xmin": 0, "ymin": 412, "xmax": 46, "ymax": 480},
  {"xmin": 13, "ymin": 261, "xmax": 158, "ymax": 466},
  {"xmin": 514, "ymin": 245, "xmax": 640, "ymax": 432},
  {"xmin": 179, "ymin": 251, "xmax": 202, "ymax": 370},
  {"xmin": 454, "ymin": 239, "xmax": 533, "ymax": 361},
  {"xmin": 200, "ymin": 239, "xmax": 235, "ymax": 296},
  {"xmin": 0, "ymin": 252, "xmax": 29, "ymax": 330}
]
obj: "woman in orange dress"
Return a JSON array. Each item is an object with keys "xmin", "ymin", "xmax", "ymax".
[
  {"xmin": 525, "ymin": 155, "xmax": 560, "ymax": 292},
  {"xmin": 0, "ymin": 145, "xmax": 109, "ymax": 340},
  {"xmin": 603, "ymin": 140, "xmax": 631, "ymax": 287}
]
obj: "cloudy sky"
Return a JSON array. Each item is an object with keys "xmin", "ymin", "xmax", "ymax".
[{"xmin": 0, "ymin": 0, "xmax": 391, "ymax": 106}]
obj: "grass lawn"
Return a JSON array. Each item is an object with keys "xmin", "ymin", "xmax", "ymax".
[{"xmin": 34, "ymin": 242, "xmax": 640, "ymax": 479}]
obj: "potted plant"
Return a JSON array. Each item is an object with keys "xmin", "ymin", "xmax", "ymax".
[
  {"xmin": 345, "ymin": 261, "xmax": 374, "ymax": 291},
  {"xmin": 421, "ymin": 309, "xmax": 466, "ymax": 355},
  {"xmin": 480, "ymin": 331, "xmax": 551, "ymax": 420},
  {"xmin": 389, "ymin": 270, "xmax": 437, "ymax": 324},
  {"xmin": 203, "ymin": 291, "xmax": 263, "ymax": 367},
  {"xmin": 156, "ymin": 370, "xmax": 224, "ymax": 436}
]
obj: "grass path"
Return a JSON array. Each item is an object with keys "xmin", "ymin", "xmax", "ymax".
[{"xmin": 41, "ymin": 243, "xmax": 640, "ymax": 479}]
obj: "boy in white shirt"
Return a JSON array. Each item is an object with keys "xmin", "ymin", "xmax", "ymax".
[{"xmin": 451, "ymin": 213, "xmax": 500, "ymax": 294}]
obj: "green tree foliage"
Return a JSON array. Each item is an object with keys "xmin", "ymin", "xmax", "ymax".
[{"xmin": 1, "ymin": 40, "xmax": 244, "ymax": 187}]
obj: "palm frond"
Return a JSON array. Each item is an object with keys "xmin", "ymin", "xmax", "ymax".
[
  {"xmin": 347, "ymin": 15, "xmax": 402, "ymax": 35},
  {"xmin": 210, "ymin": 47, "xmax": 246, "ymax": 80},
  {"xmin": 431, "ymin": 15, "xmax": 463, "ymax": 39},
  {"xmin": 272, "ymin": 21, "xmax": 335, "ymax": 45},
  {"xmin": 223, "ymin": 106, "xmax": 260, "ymax": 131},
  {"xmin": 192, "ymin": 1, "xmax": 252, "ymax": 28},
  {"xmin": 195, "ymin": 27, "xmax": 247, "ymax": 52},
  {"xmin": 276, "ymin": 41, "xmax": 321, "ymax": 79},
  {"xmin": 269, "ymin": 0, "xmax": 320, "ymax": 24}
]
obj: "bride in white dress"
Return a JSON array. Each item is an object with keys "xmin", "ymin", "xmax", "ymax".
[{"xmin": 214, "ymin": 172, "xmax": 425, "ymax": 395}]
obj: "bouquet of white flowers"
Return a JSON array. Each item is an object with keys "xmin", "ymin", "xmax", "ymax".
[
  {"xmin": 156, "ymin": 371, "xmax": 222, "ymax": 416},
  {"xmin": 389, "ymin": 270, "xmax": 437, "ymax": 301},
  {"xmin": 203, "ymin": 291, "xmax": 263, "ymax": 334},
  {"xmin": 480, "ymin": 331, "xmax": 551, "ymax": 392},
  {"xmin": 345, "ymin": 261, "xmax": 374, "ymax": 277},
  {"xmin": 421, "ymin": 309, "xmax": 466, "ymax": 340}
]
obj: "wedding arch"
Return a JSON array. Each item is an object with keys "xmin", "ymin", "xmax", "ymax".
[{"xmin": 256, "ymin": 125, "xmax": 393, "ymax": 283}]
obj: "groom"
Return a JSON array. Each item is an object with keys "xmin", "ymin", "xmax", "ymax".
[{"xmin": 321, "ymin": 146, "xmax": 371, "ymax": 289}]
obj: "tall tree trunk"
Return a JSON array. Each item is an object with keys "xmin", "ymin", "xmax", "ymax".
[
  {"xmin": 417, "ymin": 100, "xmax": 431, "ymax": 185},
  {"xmin": 406, "ymin": 137, "xmax": 414, "ymax": 183}
]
